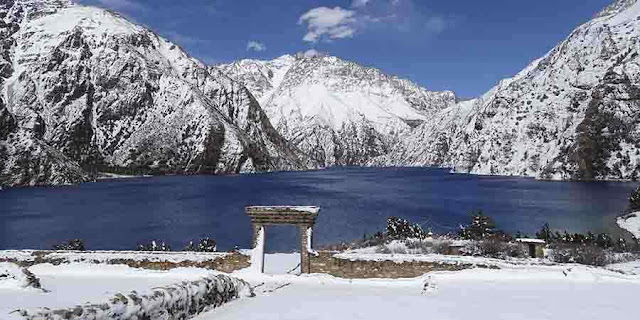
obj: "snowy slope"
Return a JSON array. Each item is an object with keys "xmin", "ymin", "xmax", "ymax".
[
  {"xmin": 381, "ymin": 0, "xmax": 640, "ymax": 181},
  {"xmin": 0, "ymin": 0, "xmax": 310, "ymax": 187},
  {"xmin": 214, "ymin": 54, "xmax": 456, "ymax": 166}
]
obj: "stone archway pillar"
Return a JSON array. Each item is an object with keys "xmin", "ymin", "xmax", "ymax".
[
  {"xmin": 250, "ymin": 223, "xmax": 265, "ymax": 273},
  {"xmin": 300, "ymin": 224, "xmax": 313, "ymax": 274}
]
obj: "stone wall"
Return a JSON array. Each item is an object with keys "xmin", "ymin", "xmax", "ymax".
[
  {"xmin": 310, "ymin": 251, "xmax": 494, "ymax": 278},
  {"xmin": 0, "ymin": 251, "xmax": 250, "ymax": 272},
  {"xmin": 13, "ymin": 275, "xmax": 253, "ymax": 320},
  {"xmin": 104, "ymin": 253, "xmax": 250, "ymax": 272}
]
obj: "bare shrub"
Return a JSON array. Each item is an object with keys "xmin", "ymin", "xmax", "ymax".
[
  {"xmin": 479, "ymin": 239, "xmax": 506, "ymax": 258},
  {"xmin": 405, "ymin": 239, "xmax": 436, "ymax": 253},
  {"xmin": 433, "ymin": 241, "xmax": 452, "ymax": 255},
  {"xmin": 460, "ymin": 241, "xmax": 483, "ymax": 256},
  {"xmin": 361, "ymin": 233, "xmax": 388, "ymax": 247},
  {"xmin": 184, "ymin": 238, "xmax": 217, "ymax": 252},
  {"xmin": 137, "ymin": 240, "xmax": 171, "ymax": 252},
  {"xmin": 504, "ymin": 243, "xmax": 526, "ymax": 258},
  {"xmin": 405, "ymin": 239, "xmax": 427, "ymax": 250},
  {"xmin": 461, "ymin": 239, "xmax": 525, "ymax": 259},
  {"xmin": 550, "ymin": 244, "xmax": 607, "ymax": 266}
]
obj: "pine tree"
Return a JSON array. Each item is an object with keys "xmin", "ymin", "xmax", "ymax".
[
  {"xmin": 536, "ymin": 223, "xmax": 552, "ymax": 242},
  {"xmin": 386, "ymin": 217, "xmax": 425, "ymax": 240},
  {"xmin": 459, "ymin": 210, "xmax": 498, "ymax": 240}
]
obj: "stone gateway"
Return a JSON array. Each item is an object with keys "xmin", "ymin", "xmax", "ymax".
[{"xmin": 245, "ymin": 206, "xmax": 320, "ymax": 274}]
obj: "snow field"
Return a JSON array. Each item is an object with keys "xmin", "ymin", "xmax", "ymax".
[{"xmin": 198, "ymin": 253, "xmax": 640, "ymax": 320}]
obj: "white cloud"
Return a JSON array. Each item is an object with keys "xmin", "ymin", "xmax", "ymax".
[
  {"xmin": 246, "ymin": 40, "xmax": 267, "ymax": 52},
  {"xmin": 298, "ymin": 6, "xmax": 357, "ymax": 43},
  {"xmin": 298, "ymin": 1, "xmax": 453, "ymax": 43}
]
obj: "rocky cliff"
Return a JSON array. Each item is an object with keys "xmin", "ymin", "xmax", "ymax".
[
  {"xmin": 381, "ymin": 0, "xmax": 640, "ymax": 181},
  {"xmin": 0, "ymin": 0, "xmax": 310, "ymax": 187}
]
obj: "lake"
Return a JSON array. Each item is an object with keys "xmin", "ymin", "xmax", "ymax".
[{"xmin": 0, "ymin": 167, "xmax": 637, "ymax": 252}]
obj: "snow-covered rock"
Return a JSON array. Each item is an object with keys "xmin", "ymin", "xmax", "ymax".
[
  {"xmin": 214, "ymin": 54, "xmax": 456, "ymax": 166},
  {"xmin": 381, "ymin": 0, "xmax": 640, "ymax": 181},
  {"xmin": 0, "ymin": 0, "xmax": 310, "ymax": 187},
  {"xmin": 0, "ymin": 262, "xmax": 43, "ymax": 291},
  {"xmin": 618, "ymin": 211, "xmax": 640, "ymax": 238},
  {"xmin": 13, "ymin": 273, "xmax": 253, "ymax": 320}
]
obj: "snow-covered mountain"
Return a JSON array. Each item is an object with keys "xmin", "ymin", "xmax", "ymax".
[
  {"xmin": 381, "ymin": 0, "xmax": 640, "ymax": 181},
  {"xmin": 3, "ymin": 0, "xmax": 639, "ymax": 187},
  {"xmin": 0, "ymin": 0, "xmax": 310, "ymax": 187},
  {"xmin": 214, "ymin": 54, "xmax": 456, "ymax": 166}
]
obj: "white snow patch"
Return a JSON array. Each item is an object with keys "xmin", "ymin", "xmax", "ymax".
[
  {"xmin": 515, "ymin": 238, "xmax": 546, "ymax": 244},
  {"xmin": 246, "ymin": 206, "xmax": 320, "ymax": 214}
]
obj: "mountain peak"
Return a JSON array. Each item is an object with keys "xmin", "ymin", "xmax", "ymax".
[
  {"xmin": 213, "ymin": 53, "xmax": 456, "ymax": 166},
  {"xmin": 596, "ymin": 0, "xmax": 638, "ymax": 18}
]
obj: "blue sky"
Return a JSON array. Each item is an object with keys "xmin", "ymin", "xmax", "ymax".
[{"xmin": 79, "ymin": 0, "xmax": 613, "ymax": 98}]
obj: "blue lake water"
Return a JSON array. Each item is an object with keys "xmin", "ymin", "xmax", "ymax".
[{"xmin": 0, "ymin": 167, "xmax": 638, "ymax": 252}]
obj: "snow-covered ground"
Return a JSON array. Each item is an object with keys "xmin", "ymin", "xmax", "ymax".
[
  {"xmin": 200, "ymin": 274, "xmax": 639, "ymax": 320},
  {"xmin": 2, "ymin": 253, "xmax": 640, "ymax": 320},
  {"xmin": 195, "ymin": 253, "xmax": 640, "ymax": 320}
]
